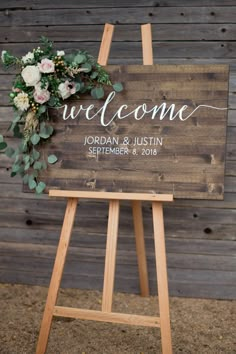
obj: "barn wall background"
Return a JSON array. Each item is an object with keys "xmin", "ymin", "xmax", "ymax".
[{"xmin": 0, "ymin": 0, "xmax": 235, "ymax": 299}]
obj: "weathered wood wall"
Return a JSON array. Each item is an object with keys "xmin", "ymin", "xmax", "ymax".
[{"xmin": 0, "ymin": 0, "xmax": 235, "ymax": 299}]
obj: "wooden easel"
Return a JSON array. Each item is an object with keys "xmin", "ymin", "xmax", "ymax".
[{"xmin": 36, "ymin": 24, "xmax": 173, "ymax": 354}]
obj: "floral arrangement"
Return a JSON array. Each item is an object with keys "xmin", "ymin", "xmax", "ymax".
[{"xmin": 0, "ymin": 37, "xmax": 122, "ymax": 194}]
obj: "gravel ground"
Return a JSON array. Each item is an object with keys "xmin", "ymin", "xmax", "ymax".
[{"xmin": 0, "ymin": 283, "xmax": 235, "ymax": 354}]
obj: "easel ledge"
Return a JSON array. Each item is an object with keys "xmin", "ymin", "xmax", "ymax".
[{"xmin": 49, "ymin": 190, "xmax": 173, "ymax": 202}]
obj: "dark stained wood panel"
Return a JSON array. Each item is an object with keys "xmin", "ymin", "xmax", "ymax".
[{"xmin": 37, "ymin": 64, "xmax": 229, "ymax": 199}]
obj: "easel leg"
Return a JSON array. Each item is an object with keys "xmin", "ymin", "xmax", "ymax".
[
  {"xmin": 132, "ymin": 201, "xmax": 149, "ymax": 297},
  {"xmin": 102, "ymin": 200, "xmax": 120, "ymax": 312},
  {"xmin": 36, "ymin": 197, "xmax": 78, "ymax": 354},
  {"xmin": 152, "ymin": 202, "xmax": 172, "ymax": 354}
]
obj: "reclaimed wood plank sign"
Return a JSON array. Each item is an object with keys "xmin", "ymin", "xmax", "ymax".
[{"xmin": 43, "ymin": 64, "xmax": 229, "ymax": 199}]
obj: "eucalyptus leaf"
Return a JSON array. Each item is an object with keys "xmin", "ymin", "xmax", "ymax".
[
  {"xmin": 64, "ymin": 53, "xmax": 74, "ymax": 64},
  {"xmin": 39, "ymin": 125, "xmax": 53, "ymax": 139},
  {"xmin": 12, "ymin": 163, "xmax": 20, "ymax": 172},
  {"xmin": 5, "ymin": 147, "xmax": 15, "ymax": 158},
  {"xmin": 33, "ymin": 161, "xmax": 42, "ymax": 170},
  {"xmin": 23, "ymin": 174, "xmax": 29, "ymax": 184},
  {"xmin": 24, "ymin": 162, "xmax": 30, "ymax": 171},
  {"xmin": 113, "ymin": 82, "xmax": 123, "ymax": 92},
  {"xmin": 75, "ymin": 82, "xmax": 81, "ymax": 92},
  {"xmin": 30, "ymin": 134, "xmax": 40, "ymax": 145},
  {"xmin": 23, "ymin": 154, "xmax": 30, "ymax": 163},
  {"xmin": 19, "ymin": 141, "xmax": 28, "ymax": 153},
  {"xmin": 32, "ymin": 170, "xmax": 39, "ymax": 178},
  {"xmin": 90, "ymin": 71, "xmax": 98, "ymax": 79},
  {"xmin": 48, "ymin": 154, "xmax": 58, "ymax": 164},
  {"xmin": 0, "ymin": 142, "xmax": 7, "ymax": 150},
  {"xmin": 91, "ymin": 87, "xmax": 104, "ymax": 99},
  {"xmin": 8, "ymin": 122, "xmax": 16, "ymax": 132},
  {"xmin": 14, "ymin": 154, "xmax": 20, "ymax": 163},
  {"xmin": 36, "ymin": 181, "xmax": 46, "ymax": 194},
  {"xmin": 13, "ymin": 124, "xmax": 22, "ymax": 138},
  {"xmin": 28, "ymin": 178, "xmax": 37, "ymax": 190},
  {"xmin": 32, "ymin": 149, "xmax": 40, "ymax": 161},
  {"xmin": 39, "ymin": 131, "xmax": 50, "ymax": 139},
  {"xmin": 12, "ymin": 148, "xmax": 19, "ymax": 159},
  {"xmin": 73, "ymin": 54, "xmax": 86, "ymax": 64},
  {"xmin": 18, "ymin": 166, "xmax": 25, "ymax": 176},
  {"xmin": 40, "ymin": 122, "xmax": 46, "ymax": 130},
  {"xmin": 81, "ymin": 62, "xmax": 92, "ymax": 72},
  {"xmin": 48, "ymin": 96, "xmax": 58, "ymax": 107},
  {"xmin": 13, "ymin": 114, "xmax": 21, "ymax": 123},
  {"xmin": 37, "ymin": 105, "xmax": 46, "ymax": 115}
]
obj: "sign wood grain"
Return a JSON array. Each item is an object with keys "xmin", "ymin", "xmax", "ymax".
[{"xmin": 41, "ymin": 64, "xmax": 229, "ymax": 199}]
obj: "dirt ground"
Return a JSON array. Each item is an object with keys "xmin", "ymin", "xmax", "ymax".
[{"xmin": 0, "ymin": 283, "xmax": 235, "ymax": 354}]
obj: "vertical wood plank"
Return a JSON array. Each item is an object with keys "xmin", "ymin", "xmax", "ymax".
[
  {"xmin": 102, "ymin": 200, "xmax": 120, "ymax": 313},
  {"xmin": 36, "ymin": 197, "xmax": 78, "ymax": 354},
  {"xmin": 97, "ymin": 23, "xmax": 114, "ymax": 65},
  {"xmin": 132, "ymin": 200, "xmax": 150, "ymax": 297},
  {"xmin": 141, "ymin": 23, "xmax": 154, "ymax": 65},
  {"xmin": 152, "ymin": 201, "xmax": 173, "ymax": 354}
]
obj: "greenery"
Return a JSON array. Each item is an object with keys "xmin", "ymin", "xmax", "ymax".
[{"xmin": 0, "ymin": 37, "xmax": 123, "ymax": 194}]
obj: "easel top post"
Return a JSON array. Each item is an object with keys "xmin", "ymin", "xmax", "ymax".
[{"xmin": 97, "ymin": 23, "xmax": 114, "ymax": 66}]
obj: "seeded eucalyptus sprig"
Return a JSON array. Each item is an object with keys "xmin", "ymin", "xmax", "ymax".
[{"xmin": 1, "ymin": 37, "xmax": 123, "ymax": 194}]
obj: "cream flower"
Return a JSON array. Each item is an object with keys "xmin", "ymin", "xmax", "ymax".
[
  {"xmin": 58, "ymin": 81, "xmax": 76, "ymax": 99},
  {"xmin": 1, "ymin": 50, "xmax": 7, "ymax": 63},
  {"xmin": 13, "ymin": 92, "xmax": 30, "ymax": 111},
  {"xmin": 22, "ymin": 65, "xmax": 41, "ymax": 86},
  {"xmin": 38, "ymin": 58, "xmax": 55, "ymax": 73},
  {"xmin": 57, "ymin": 50, "xmax": 65, "ymax": 56},
  {"xmin": 22, "ymin": 51, "xmax": 34, "ymax": 64}
]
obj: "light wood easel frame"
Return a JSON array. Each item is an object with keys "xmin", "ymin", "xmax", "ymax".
[{"xmin": 36, "ymin": 24, "xmax": 173, "ymax": 354}]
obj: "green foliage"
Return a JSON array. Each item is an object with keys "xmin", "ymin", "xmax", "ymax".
[
  {"xmin": 113, "ymin": 82, "xmax": 123, "ymax": 92},
  {"xmin": 28, "ymin": 175, "xmax": 37, "ymax": 190},
  {"xmin": 5, "ymin": 147, "xmax": 15, "ymax": 158},
  {"xmin": 36, "ymin": 181, "xmax": 46, "ymax": 194},
  {"xmin": 0, "ymin": 141, "xmax": 7, "ymax": 150},
  {"xmin": 1, "ymin": 36, "xmax": 123, "ymax": 194},
  {"xmin": 0, "ymin": 135, "xmax": 7, "ymax": 151},
  {"xmin": 30, "ymin": 134, "xmax": 41, "ymax": 145},
  {"xmin": 48, "ymin": 154, "xmax": 58, "ymax": 164},
  {"xmin": 91, "ymin": 87, "xmax": 105, "ymax": 99}
]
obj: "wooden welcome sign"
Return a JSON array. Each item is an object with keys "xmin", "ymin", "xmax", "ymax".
[{"xmin": 43, "ymin": 64, "xmax": 229, "ymax": 199}]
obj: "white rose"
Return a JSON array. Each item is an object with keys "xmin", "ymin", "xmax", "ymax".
[
  {"xmin": 57, "ymin": 50, "xmax": 65, "ymax": 56},
  {"xmin": 13, "ymin": 92, "xmax": 30, "ymax": 111},
  {"xmin": 22, "ymin": 51, "xmax": 34, "ymax": 64},
  {"xmin": 58, "ymin": 81, "xmax": 76, "ymax": 100},
  {"xmin": 22, "ymin": 65, "xmax": 41, "ymax": 86},
  {"xmin": 38, "ymin": 58, "xmax": 55, "ymax": 73}
]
